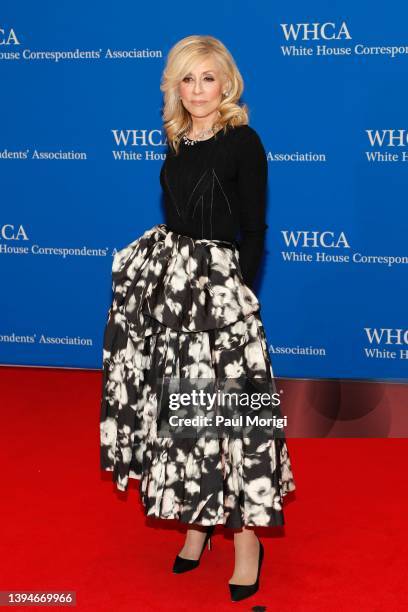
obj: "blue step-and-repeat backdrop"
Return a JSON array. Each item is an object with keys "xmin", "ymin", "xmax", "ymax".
[{"xmin": 1, "ymin": 1, "xmax": 407, "ymax": 381}]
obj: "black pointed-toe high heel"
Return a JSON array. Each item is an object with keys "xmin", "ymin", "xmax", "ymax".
[
  {"xmin": 172, "ymin": 525, "xmax": 215, "ymax": 574},
  {"xmin": 228, "ymin": 537, "xmax": 264, "ymax": 602}
]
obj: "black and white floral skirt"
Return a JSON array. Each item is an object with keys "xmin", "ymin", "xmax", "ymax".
[{"xmin": 99, "ymin": 223, "xmax": 296, "ymax": 528}]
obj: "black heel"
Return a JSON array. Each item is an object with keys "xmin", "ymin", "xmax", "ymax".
[
  {"xmin": 229, "ymin": 537, "xmax": 264, "ymax": 602},
  {"xmin": 172, "ymin": 525, "xmax": 215, "ymax": 574}
]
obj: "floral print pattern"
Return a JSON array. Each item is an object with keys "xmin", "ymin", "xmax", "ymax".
[{"xmin": 100, "ymin": 224, "xmax": 296, "ymax": 527}]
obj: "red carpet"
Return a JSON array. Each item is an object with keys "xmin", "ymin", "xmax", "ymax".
[{"xmin": 1, "ymin": 365, "xmax": 407, "ymax": 611}]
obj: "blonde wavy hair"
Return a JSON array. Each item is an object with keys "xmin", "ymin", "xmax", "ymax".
[{"xmin": 160, "ymin": 35, "xmax": 249, "ymax": 155}]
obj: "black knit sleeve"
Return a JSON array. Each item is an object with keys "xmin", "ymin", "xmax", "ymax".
[{"xmin": 236, "ymin": 126, "xmax": 268, "ymax": 288}]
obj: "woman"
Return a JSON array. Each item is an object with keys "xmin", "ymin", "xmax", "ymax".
[{"xmin": 100, "ymin": 34, "xmax": 296, "ymax": 603}]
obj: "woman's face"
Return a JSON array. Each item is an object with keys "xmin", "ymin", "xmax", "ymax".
[{"xmin": 179, "ymin": 56, "xmax": 226, "ymax": 122}]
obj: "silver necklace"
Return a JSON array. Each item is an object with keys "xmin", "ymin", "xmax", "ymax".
[{"xmin": 182, "ymin": 123, "xmax": 220, "ymax": 146}]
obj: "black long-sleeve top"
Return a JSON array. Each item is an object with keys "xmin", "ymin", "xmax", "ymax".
[{"xmin": 159, "ymin": 124, "xmax": 268, "ymax": 288}]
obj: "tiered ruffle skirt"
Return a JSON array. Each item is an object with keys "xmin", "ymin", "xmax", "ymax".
[{"xmin": 100, "ymin": 223, "xmax": 296, "ymax": 527}]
